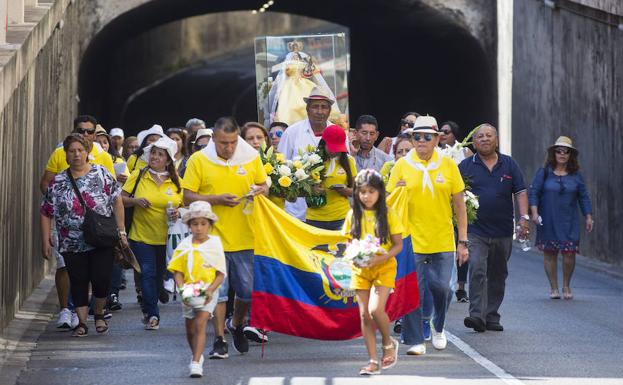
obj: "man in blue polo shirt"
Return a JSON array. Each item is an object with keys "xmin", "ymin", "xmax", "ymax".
[{"xmin": 458, "ymin": 124, "xmax": 530, "ymax": 332}]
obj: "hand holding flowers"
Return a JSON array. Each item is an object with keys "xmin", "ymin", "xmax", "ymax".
[
  {"xmin": 180, "ymin": 281, "xmax": 212, "ymax": 308},
  {"xmin": 343, "ymin": 235, "xmax": 382, "ymax": 268}
]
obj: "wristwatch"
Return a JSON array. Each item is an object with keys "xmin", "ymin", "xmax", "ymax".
[
  {"xmin": 458, "ymin": 239, "xmax": 470, "ymax": 248},
  {"xmin": 520, "ymin": 214, "xmax": 530, "ymax": 221}
]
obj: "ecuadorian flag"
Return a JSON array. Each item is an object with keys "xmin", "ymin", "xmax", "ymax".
[{"xmin": 251, "ymin": 188, "xmax": 419, "ymax": 340}]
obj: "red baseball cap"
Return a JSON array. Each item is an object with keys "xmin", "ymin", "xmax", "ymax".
[{"xmin": 322, "ymin": 124, "xmax": 347, "ymax": 153}]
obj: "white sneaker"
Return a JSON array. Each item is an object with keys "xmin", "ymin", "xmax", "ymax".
[
  {"xmin": 406, "ymin": 343, "xmax": 426, "ymax": 355},
  {"xmin": 432, "ymin": 329, "xmax": 447, "ymax": 350},
  {"xmin": 56, "ymin": 308, "xmax": 72, "ymax": 329},
  {"xmin": 70, "ymin": 312, "xmax": 79, "ymax": 329},
  {"xmin": 189, "ymin": 360, "xmax": 203, "ymax": 378}
]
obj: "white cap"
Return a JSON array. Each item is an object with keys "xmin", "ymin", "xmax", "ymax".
[
  {"xmin": 141, "ymin": 135, "xmax": 178, "ymax": 164},
  {"xmin": 412, "ymin": 116, "xmax": 439, "ymax": 134},
  {"xmin": 195, "ymin": 128, "xmax": 213, "ymax": 141},
  {"xmin": 110, "ymin": 128, "xmax": 124, "ymax": 138},
  {"xmin": 137, "ymin": 124, "xmax": 164, "ymax": 146}
]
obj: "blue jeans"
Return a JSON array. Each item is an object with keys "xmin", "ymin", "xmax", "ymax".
[
  {"xmin": 401, "ymin": 251, "xmax": 455, "ymax": 345},
  {"xmin": 422, "ymin": 283, "xmax": 434, "ymax": 321},
  {"xmin": 130, "ymin": 241, "xmax": 166, "ymax": 319},
  {"xmin": 218, "ymin": 250, "xmax": 254, "ymax": 303}
]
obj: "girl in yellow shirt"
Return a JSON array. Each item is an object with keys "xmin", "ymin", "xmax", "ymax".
[
  {"xmin": 342, "ymin": 169, "xmax": 403, "ymax": 375},
  {"xmin": 168, "ymin": 201, "xmax": 226, "ymax": 378}
]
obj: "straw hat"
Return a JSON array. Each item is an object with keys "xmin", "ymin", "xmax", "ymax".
[
  {"xmin": 412, "ymin": 116, "xmax": 439, "ymax": 134},
  {"xmin": 303, "ymin": 86, "xmax": 335, "ymax": 105},
  {"xmin": 180, "ymin": 201, "xmax": 218, "ymax": 224},
  {"xmin": 137, "ymin": 124, "xmax": 164, "ymax": 146},
  {"xmin": 549, "ymin": 136, "xmax": 576, "ymax": 151},
  {"xmin": 95, "ymin": 124, "xmax": 107, "ymax": 136}
]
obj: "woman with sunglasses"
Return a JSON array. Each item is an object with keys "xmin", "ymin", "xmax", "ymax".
[
  {"xmin": 269, "ymin": 122, "xmax": 288, "ymax": 148},
  {"xmin": 528, "ymin": 136, "xmax": 593, "ymax": 300},
  {"xmin": 378, "ymin": 112, "xmax": 420, "ymax": 156},
  {"xmin": 439, "ymin": 121, "xmax": 473, "ymax": 161}
]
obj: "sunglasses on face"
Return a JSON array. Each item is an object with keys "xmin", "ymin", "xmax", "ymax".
[
  {"xmin": 269, "ymin": 131, "xmax": 283, "ymax": 139},
  {"xmin": 554, "ymin": 148, "xmax": 570, "ymax": 155},
  {"xmin": 414, "ymin": 133, "xmax": 434, "ymax": 142},
  {"xmin": 441, "ymin": 129, "xmax": 452, "ymax": 135},
  {"xmin": 78, "ymin": 128, "xmax": 95, "ymax": 135},
  {"xmin": 401, "ymin": 120, "xmax": 415, "ymax": 128}
]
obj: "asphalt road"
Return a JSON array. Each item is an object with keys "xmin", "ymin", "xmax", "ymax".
[{"xmin": 9, "ymin": 247, "xmax": 623, "ymax": 385}]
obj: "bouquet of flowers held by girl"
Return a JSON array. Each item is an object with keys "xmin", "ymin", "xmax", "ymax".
[
  {"xmin": 180, "ymin": 281, "xmax": 211, "ymax": 308},
  {"xmin": 260, "ymin": 145, "xmax": 325, "ymax": 203},
  {"xmin": 343, "ymin": 235, "xmax": 382, "ymax": 268}
]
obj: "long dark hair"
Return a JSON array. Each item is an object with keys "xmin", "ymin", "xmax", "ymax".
[
  {"xmin": 167, "ymin": 127, "xmax": 189, "ymax": 158},
  {"xmin": 317, "ymin": 139, "xmax": 353, "ymax": 187},
  {"xmin": 146, "ymin": 147, "xmax": 181, "ymax": 193},
  {"xmin": 350, "ymin": 169, "xmax": 389, "ymax": 245},
  {"xmin": 545, "ymin": 147, "xmax": 579, "ymax": 174}
]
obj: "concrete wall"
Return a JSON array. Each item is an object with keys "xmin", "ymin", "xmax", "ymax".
[
  {"xmin": 512, "ymin": 0, "xmax": 622, "ymax": 264},
  {"xmin": 0, "ymin": 0, "xmax": 82, "ymax": 330}
]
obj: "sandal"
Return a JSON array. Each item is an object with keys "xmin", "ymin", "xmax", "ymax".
[
  {"xmin": 72, "ymin": 322, "xmax": 88, "ymax": 337},
  {"xmin": 94, "ymin": 314, "xmax": 109, "ymax": 334},
  {"xmin": 359, "ymin": 359, "xmax": 380, "ymax": 375},
  {"xmin": 550, "ymin": 289, "xmax": 561, "ymax": 299},
  {"xmin": 381, "ymin": 337, "xmax": 399, "ymax": 370},
  {"xmin": 562, "ymin": 287, "xmax": 573, "ymax": 300}
]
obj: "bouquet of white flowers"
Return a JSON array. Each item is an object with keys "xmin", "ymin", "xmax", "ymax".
[
  {"xmin": 180, "ymin": 281, "xmax": 210, "ymax": 308},
  {"xmin": 343, "ymin": 235, "xmax": 381, "ymax": 268}
]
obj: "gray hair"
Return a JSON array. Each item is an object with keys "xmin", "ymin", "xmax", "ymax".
[
  {"xmin": 185, "ymin": 118, "xmax": 206, "ymax": 129},
  {"xmin": 474, "ymin": 123, "xmax": 498, "ymax": 137}
]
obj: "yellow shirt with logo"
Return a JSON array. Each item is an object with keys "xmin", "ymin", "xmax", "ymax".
[
  {"xmin": 181, "ymin": 151, "xmax": 267, "ymax": 252},
  {"xmin": 127, "ymin": 154, "xmax": 148, "ymax": 173},
  {"xmin": 167, "ymin": 246, "xmax": 218, "ymax": 285},
  {"xmin": 123, "ymin": 169, "xmax": 183, "ymax": 245},
  {"xmin": 342, "ymin": 207, "xmax": 404, "ymax": 251},
  {"xmin": 387, "ymin": 150, "xmax": 464, "ymax": 254},
  {"xmin": 45, "ymin": 144, "xmax": 116, "ymax": 178},
  {"xmin": 306, "ymin": 156, "xmax": 357, "ymax": 222}
]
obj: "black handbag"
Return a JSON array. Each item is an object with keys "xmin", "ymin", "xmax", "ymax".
[
  {"xmin": 66, "ymin": 168, "xmax": 119, "ymax": 248},
  {"xmin": 124, "ymin": 167, "xmax": 149, "ymax": 233}
]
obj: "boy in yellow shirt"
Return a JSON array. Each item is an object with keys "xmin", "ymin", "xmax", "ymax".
[{"xmin": 168, "ymin": 201, "xmax": 226, "ymax": 378}]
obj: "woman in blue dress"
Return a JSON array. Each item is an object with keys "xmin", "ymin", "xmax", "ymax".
[{"xmin": 528, "ymin": 136, "xmax": 594, "ymax": 300}]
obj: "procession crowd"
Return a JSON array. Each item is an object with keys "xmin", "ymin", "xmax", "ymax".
[{"xmin": 38, "ymin": 86, "xmax": 593, "ymax": 378}]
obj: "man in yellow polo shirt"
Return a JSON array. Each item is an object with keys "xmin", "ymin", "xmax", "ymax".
[
  {"xmin": 183, "ymin": 117, "xmax": 267, "ymax": 359},
  {"xmin": 387, "ymin": 115, "xmax": 469, "ymax": 356},
  {"xmin": 38, "ymin": 115, "xmax": 116, "ymax": 331}
]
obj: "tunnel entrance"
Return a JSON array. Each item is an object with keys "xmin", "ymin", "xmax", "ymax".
[{"xmin": 79, "ymin": 1, "xmax": 495, "ymax": 140}]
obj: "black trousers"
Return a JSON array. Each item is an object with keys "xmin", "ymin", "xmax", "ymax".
[{"xmin": 63, "ymin": 248, "xmax": 114, "ymax": 307}]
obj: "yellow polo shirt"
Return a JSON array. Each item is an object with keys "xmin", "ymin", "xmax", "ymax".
[
  {"xmin": 181, "ymin": 151, "xmax": 267, "ymax": 252},
  {"xmin": 123, "ymin": 169, "xmax": 183, "ymax": 245},
  {"xmin": 306, "ymin": 156, "xmax": 357, "ymax": 222},
  {"xmin": 342, "ymin": 208, "xmax": 404, "ymax": 251},
  {"xmin": 387, "ymin": 150, "xmax": 464, "ymax": 253},
  {"xmin": 45, "ymin": 144, "xmax": 116, "ymax": 178},
  {"xmin": 127, "ymin": 154, "xmax": 148, "ymax": 173}
]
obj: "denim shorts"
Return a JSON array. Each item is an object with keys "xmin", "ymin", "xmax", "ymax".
[{"xmin": 218, "ymin": 250, "xmax": 254, "ymax": 303}]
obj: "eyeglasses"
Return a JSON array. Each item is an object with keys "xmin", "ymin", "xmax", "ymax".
[
  {"xmin": 401, "ymin": 120, "xmax": 415, "ymax": 128},
  {"xmin": 78, "ymin": 128, "xmax": 95, "ymax": 135},
  {"xmin": 554, "ymin": 148, "xmax": 570, "ymax": 155},
  {"xmin": 414, "ymin": 133, "xmax": 434, "ymax": 142},
  {"xmin": 269, "ymin": 131, "xmax": 283, "ymax": 139}
]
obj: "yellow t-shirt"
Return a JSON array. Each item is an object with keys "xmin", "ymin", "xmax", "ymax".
[
  {"xmin": 342, "ymin": 208, "xmax": 404, "ymax": 251},
  {"xmin": 387, "ymin": 150, "xmax": 465, "ymax": 253},
  {"xmin": 123, "ymin": 169, "xmax": 183, "ymax": 245},
  {"xmin": 45, "ymin": 143, "xmax": 116, "ymax": 178},
  {"xmin": 167, "ymin": 247, "xmax": 218, "ymax": 285},
  {"xmin": 306, "ymin": 156, "xmax": 357, "ymax": 221},
  {"xmin": 127, "ymin": 154, "xmax": 148, "ymax": 173},
  {"xmin": 181, "ymin": 151, "xmax": 267, "ymax": 252}
]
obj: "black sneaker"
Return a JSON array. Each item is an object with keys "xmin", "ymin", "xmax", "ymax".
[
  {"xmin": 243, "ymin": 326, "xmax": 269, "ymax": 343},
  {"xmin": 455, "ymin": 289, "xmax": 469, "ymax": 303},
  {"xmin": 464, "ymin": 316, "xmax": 486, "ymax": 332},
  {"xmin": 158, "ymin": 289, "xmax": 170, "ymax": 304},
  {"xmin": 232, "ymin": 326, "xmax": 249, "ymax": 354},
  {"xmin": 108, "ymin": 294, "xmax": 122, "ymax": 311},
  {"xmin": 208, "ymin": 336, "xmax": 229, "ymax": 359}
]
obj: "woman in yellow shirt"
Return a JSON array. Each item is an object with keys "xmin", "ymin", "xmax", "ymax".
[
  {"xmin": 127, "ymin": 125, "xmax": 164, "ymax": 172},
  {"xmin": 122, "ymin": 136, "xmax": 183, "ymax": 330},
  {"xmin": 306, "ymin": 124, "xmax": 356, "ymax": 230}
]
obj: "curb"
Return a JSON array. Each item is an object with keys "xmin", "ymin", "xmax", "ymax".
[{"xmin": 0, "ymin": 275, "xmax": 57, "ymax": 385}]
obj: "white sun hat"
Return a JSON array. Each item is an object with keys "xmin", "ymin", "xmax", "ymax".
[
  {"xmin": 110, "ymin": 128, "xmax": 124, "ymax": 138},
  {"xmin": 137, "ymin": 124, "xmax": 164, "ymax": 146},
  {"xmin": 180, "ymin": 201, "xmax": 218, "ymax": 224},
  {"xmin": 412, "ymin": 116, "xmax": 439, "ymax": 134},
  {"xmin": 142, "ymin": 135, "xmax": 178, "ymax": 163}
]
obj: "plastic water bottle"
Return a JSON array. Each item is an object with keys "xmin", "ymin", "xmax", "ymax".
[
  {"xmin": 516, "ymin": 225, "xmax": 531, "ymax": 252},
  {"xmin": 166, "ymin": 201, "xmax": 175, "ymax": 226}
]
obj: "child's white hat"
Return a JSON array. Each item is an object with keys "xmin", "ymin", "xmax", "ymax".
[{"xmin": 180, "ymin": 201, "xmax": 218, "ymax": 225}]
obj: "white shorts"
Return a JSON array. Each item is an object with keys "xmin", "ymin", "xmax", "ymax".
[{"xmin": 182, "ymin": 293, "xmax": 218, "ymax": 319}]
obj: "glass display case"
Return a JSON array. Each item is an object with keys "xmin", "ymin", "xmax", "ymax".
[{"xmin": 254, "ymin": 33, "xmax": 349, "ymax": 128}]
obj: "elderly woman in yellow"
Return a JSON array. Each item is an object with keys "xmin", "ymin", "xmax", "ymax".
[
  {"xmin": 127, "ymin": 125, "xmax": 165, "ymax": 173},
  {"xmin": 122, "ymin": 136, "xmax": 183, "ymax": 330},
  {"xmin": 306, "ymin": 124, "xmax": 356, "ymax": 230},
  {"xmin": 168, "ymin": 201, "xmax": 226, "ymax": 377}
]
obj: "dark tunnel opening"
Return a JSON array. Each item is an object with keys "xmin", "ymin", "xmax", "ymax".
[{"xmin": 79, "ymin": 0, "xmax": 495, "ymax": 140}]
